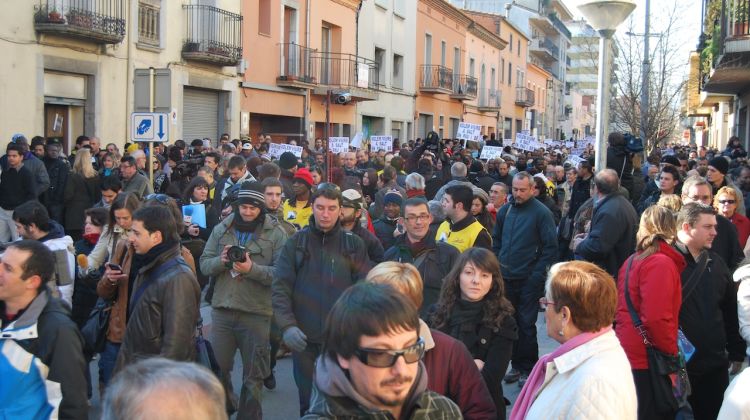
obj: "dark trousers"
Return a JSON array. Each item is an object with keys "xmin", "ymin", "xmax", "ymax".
[
  {"xmin": 269, "ymin": 317, "xmax": 281, "ymax": 372},
  {"xmin": 293, "ymin": 343, "xmax": 322, "ymax": 416},
  {"xmin": 632, "ymin": 369, "xmax": 677, "ymax": 420},
  {"xmin": 688, "ymin": 368, "xmax": 729, "ymax": 420},
  {"xmin": 98, "ymin": 340, "xmax": 121, "ymax": 391},
  {"xmin": 505, "ymin": 277, "xmax": 543, "ymax": 373}
]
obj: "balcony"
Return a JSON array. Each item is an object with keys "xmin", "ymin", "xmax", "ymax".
[
  {"xmin": 277, "ymin": 43, "xmax": 318, "ymax": 89},
  {"xmin": 515, "ymin": 87, "xmax": 535, "ymax": 107},
  {"xmin": 182, "ymin": 5, "xmax": 242, "ymax": 66},
  {"xmin": 548, "ymin": 12, "xmax": 572, "ymax": 40},
  {"xmin": 529, "ymin": 37, "xmax": 559, "ymax": 62},
  {"xmin": 311, "ymin": 52, "xmax": 379, "ymax": 101},
  {"xmin": 419, "ymin": 65, "xmax": 454, "ymax": 94},
  {"xmin": 701, "ymin": 0, "xmax": 750, "ymax": 95},
  {"xmin": 450, "ymin": 74, "xmax": 478, "ymax": 100},
  {"xmin": 33, "ymin": 0, "xmax": 125, "ymax": 44},
  {"xmin": 566, "ymin": 56, "xmax": 572, "ymax": 67},
  {"xmin": 478, "ymin": 89, "xmax": 501, "ymax": 111}
]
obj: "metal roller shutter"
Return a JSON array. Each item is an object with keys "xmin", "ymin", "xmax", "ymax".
[{"xmin": 183, "ymin": 87, "xmax": 219, "ymax": 142}]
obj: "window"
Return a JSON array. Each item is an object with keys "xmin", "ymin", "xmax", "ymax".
[
  {"xmin": 508, "ymin": 63, "xmax": 512, "ymax": 86},
  {"xmin": 392, "ymin": 54, "xmax": 404, "ymax": 89},
  {"xmin": 469, "ymin": 58, "xmax": 475, "ymax": 77},
  {"xmin": 425, "ymin": 34, "xmax": 432, "ymax": 65},
  {"xmin": 138, "ymin": 0, "xmax": 160, "ymax": 47},
  {"xmin": 490, "ymin": 68, "xmax": 496, "ymax": 90},
  {"xmin": 510, "ymin": 34, "xmax": 513, "ymax": 52},
  {"xmin": 375, "ymin": 0, "xmax": 389, "ymax": 9},
  {"xmin": 259, "ymin": 0, "xmax": 271, "ymax": 35},
  {"xmin": 501, "ymin": 58, "xmax": 505, "ymax": 83},
  {"xmin": 517, "ymin": 40, "xmax": 521, "ymax": 56},
  {"xmin": 374, "ymin": 47, "xmax": 386, "ymax": 87},
  {"xmin": 441, "ymin": 41, "xmax": 446, "ymax": 66},
  {"xmin": 394, "ymin": 0, "xmax": 406, "ymax": 17}
]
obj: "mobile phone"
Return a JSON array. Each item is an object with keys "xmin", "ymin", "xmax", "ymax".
[{"xmin": 107, "ymin": 263, "xmax": 122, "ymax": 271}]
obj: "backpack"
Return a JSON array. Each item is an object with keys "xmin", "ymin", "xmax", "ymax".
[
  {"xmin": 294, "ymin": 228, "xmax": 357, "ymax": 272},
  {"xmin": 624, "ymin": 133, "xmax": 644, "ymax": 154}
]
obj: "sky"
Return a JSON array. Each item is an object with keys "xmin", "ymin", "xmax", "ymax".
[{"xmin": 561, "ymin": 0, "xmax": 703, "ymax": 79}]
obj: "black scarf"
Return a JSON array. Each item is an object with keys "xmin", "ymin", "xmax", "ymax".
[
  {"xmin": 127, "ymin": 240, "xmax": 178, "ymax": 319},
  {"xmin": 447, "ymin": 299, "xmax": 484, "ymax": 337},
  {"xmin": 404, "ymin": 235, "xmax": 430, "ymax": 258},
  {"xmin": 232, "ymin": 210, "xmax": 266, "ymax": 233}
]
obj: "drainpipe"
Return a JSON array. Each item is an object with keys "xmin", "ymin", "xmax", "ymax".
[
  {"xmin": 304, "ymin": 0, "xmax": 311, "ymax": 142},
  {"xmin": 124, "ymin": 0, "xmax": 134, "ymax": 145}
]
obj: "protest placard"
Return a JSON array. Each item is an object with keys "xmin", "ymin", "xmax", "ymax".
[
  {"xmin": 570, "ymin": 147, "xmax": 586, "ymax": 156},
  {"xmin": 351, "ymin": 132, "xmax": 363, "ymax": 149},
  {"xmin": 269, "ymin": 143, "xmax": 303, "ymax": 158},
  {"xmin": 456, "ymin": 122, "xmax": 482, "ymax": 142},
  {"xmin": 566, "ymin": 155, "xmax": 586, "ymax": 166},
  {"xmin": 480, "ymin": 146, "xmax": 504, "ymax": 160},
  {"xmin": 370, "ymin": 136, "xmax": 393, "ymax": 152},
  {"xmin": 329, "ymin": 137, "xmax": 350, "ymax": 154},
  {"xmin": 565, "ymin": 141, "xmax": 575, "ymax": 148},
  {"xmin": 503, "ymin": 139, "xmax": 513, "ymax": 147}
]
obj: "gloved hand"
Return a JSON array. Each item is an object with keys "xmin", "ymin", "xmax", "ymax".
[{"xmin": 283, "ymin": 326, "xmax": 308, "ymax": 353}]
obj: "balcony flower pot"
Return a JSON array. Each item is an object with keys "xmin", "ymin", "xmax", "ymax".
[{"xmin": 47, "ymin": 10, "xmax": 65, "ymax": 23}]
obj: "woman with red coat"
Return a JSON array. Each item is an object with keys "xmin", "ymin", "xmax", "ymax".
[
  {"xmin": 714, "ymin": 186, "xmax": 750, "ymax": 248},
  {"xmin": 615, "ymin": 205, "xmax": 686, "ymax": 420}
]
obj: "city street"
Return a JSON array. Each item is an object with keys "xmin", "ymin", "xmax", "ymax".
[{"xmin": 88, "ymin": 302, "xmax": 557, "ymax": 419}]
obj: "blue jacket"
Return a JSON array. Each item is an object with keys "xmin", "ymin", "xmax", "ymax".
[{"xmin": 492, "ymin": 197, "xmax": 557, "ymax": 282}]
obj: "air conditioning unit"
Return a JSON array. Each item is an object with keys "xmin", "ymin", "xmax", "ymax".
[{"xmin": 237, "ymin": 58, "xmax": 248, "ymax": 75}]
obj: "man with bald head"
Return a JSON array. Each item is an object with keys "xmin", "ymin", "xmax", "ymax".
[{"xmin": 573, "ymin": 169, "xmax": 638, "ymax": 278}]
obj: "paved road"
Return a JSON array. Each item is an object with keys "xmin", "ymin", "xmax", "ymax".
[{"xmin": 88, "ymin": 304, "xmax": 556, "ymax": 419}]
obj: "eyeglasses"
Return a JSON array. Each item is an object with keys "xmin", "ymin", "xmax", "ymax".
[
  {"xmin": 718, "ymin": 199, "xmax": 736, "ymax": 205},
  {"xmin": 404, "ymin": 215, "xmax": 430, "ymax": 223},
  {"xmin": 354, "ymin": 338, "xmax": 425, "ymax": 368},
  {"xmin": 145, "ymin": 194, "xmax": 171, "ymax": 204},
  {"xmin": 538, "ymin": 297, "xmax": 556, "ymax": 310}
]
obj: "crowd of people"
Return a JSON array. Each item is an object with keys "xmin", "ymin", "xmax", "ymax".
[{"xmin": 0, "ymin": 129, "xmax": 749, "ymax": 419}]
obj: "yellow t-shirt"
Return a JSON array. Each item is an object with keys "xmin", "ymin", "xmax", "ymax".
[{"xmin": 282, "ymin": 199, "xmax": 313, "ymax": 230}]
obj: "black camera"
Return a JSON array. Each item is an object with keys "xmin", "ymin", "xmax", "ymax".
[
  {"xmin": 425, "ymin": 131, "xmax": 440, "ymax": 151},
  {"xmin": 227, "ymin": 245, "xmax": 247, "ymax": 263}
]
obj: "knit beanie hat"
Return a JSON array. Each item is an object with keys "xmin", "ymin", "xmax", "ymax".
[
  {"xmin": 709, "ymin": 156, "xmax": 729, "ymax": 175},
  {"xmin": 293, "ymin": 167, "xmax": 314, "ymax": 188},
  {"xmin": 236, "ymin": 181, "xmax": 266, "ymax": 210},
  {"xmin": 279, "ymin": 152, "xmax": 298, "ymax": 170},
  {"xmin": 384, "ymin": 190, "xmax": 403, "ymax": 207}
]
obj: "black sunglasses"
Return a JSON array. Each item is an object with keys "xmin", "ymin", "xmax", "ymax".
[{"xmin": 353, "ymin": 337, "xmax": 425, "ymax": 368}]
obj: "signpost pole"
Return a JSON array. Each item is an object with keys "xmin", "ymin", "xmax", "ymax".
[{"xmin": 148, "ymin": 67, "xmax": 155, "ymax": 185}]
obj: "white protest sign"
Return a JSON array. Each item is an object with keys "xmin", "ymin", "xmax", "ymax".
[
  {"xmin": 480, "ymin": 146, "xmax": 504, "ymax": 160},
  {"xmin": 571, "ymin": 147, "xmax": 586, "ymax": 156},
  {"xmin": 565, "ymin": 141, "xmax": 575, "ymax": 148},
  {"xmin": 515, "ymin": 132, "xmax": 542, "ymax": 152},
  {"xmin": 566, "ymin": 155, "xmax": 586, "ymax": 166},
  {"xmin": 456, "ymin": 122, "xmax": 482, "ymax": 142},
  {"xmin": 351, "ymin": 132, "xmax": 363, "ymax": 149},
  {"xmin": 370, "ymin": 136, "xmax": 393, "ymax": 152},
  {"xmin": 503, "ymin": 139, "xmax": 513, "ymax": 147},
  {"xmin": 329, "ymin": 137, "xmax": 350, "ymax": 154},
  {"xmin": 269, "ymin": 143, "xmax": 303, "ymax": 158}
]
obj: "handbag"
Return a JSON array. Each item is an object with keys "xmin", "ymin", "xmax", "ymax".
[
  {"xmin": 194, "ymin": 318, "xmax": 222, "ymax": 380},
  {"xmin": 623, "ymin": 255, "xmax": 690, "ymax": 414},
  {"xmin": 81, "ymin": 297, "xmax": 112, "ymax": 354}
]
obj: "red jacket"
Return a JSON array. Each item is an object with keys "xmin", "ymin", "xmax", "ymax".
[
  {"xmin": 423, "ymin": 328, "xmax": 497, "ymax": 420},
  {"xmin": 615, "ymin": 240, "xmax": 686, "ymax": 370},
  {"xmin": 730, "ymin": 212, "xmax": 750, "ymax": 249}
]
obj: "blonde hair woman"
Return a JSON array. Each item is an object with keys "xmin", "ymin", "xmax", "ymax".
[
  {"xmin": 614, "ymin": 205, "xmax": 686, "ymax": 419},
  {"xmin": 63, "ymin": 148, "xmax": 101, "ymax": 240}
]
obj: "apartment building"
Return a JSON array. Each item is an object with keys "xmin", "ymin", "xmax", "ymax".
[{"xmin": 1, "ymin": 0, "xmax": 244, "ymax": 151}]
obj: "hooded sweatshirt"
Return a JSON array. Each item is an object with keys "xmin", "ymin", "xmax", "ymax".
[{"xmin": 304, "ymin": 354, "xmax": 462, "ymax": 419}]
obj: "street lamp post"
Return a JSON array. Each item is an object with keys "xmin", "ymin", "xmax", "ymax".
[{"xmin": 577, "ymin": 0, "xmax": 636, "ymax": 173}]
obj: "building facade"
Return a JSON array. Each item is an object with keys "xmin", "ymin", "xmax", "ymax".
[{"xmin": 1, "ymin": 0, "xmax": 244, "ymax": 151}]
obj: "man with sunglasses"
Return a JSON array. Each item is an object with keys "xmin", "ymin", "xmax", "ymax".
[
  {"xmin": 304, "ymin": 282, "xmax": 461, "ymax": 419},
  {"xmin": 383, "ymin": 198, "xmax": 458, "ymax": 318}
]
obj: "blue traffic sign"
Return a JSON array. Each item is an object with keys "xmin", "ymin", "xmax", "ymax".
[{"xmin": 131, "ymin": 112, "xmax": 169, "ymax": 142}]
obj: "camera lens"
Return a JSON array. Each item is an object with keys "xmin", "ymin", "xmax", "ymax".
[{"xmin": 227, "ymin": 246, "xmax": 247, "ymax": 263}]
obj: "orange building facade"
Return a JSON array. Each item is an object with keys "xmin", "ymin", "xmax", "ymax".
[
  {"xmin": 526, "ymin": 63, "xmax": 551, "ymax": 137},
  {"xmin": 240, "ymin": 0, "xmax": 377, "ymax": 143}
]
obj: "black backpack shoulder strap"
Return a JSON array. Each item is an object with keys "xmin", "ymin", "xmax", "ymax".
[{"xmin": 682, "ymin": 251, "xmax": 709, "ymax": 302}]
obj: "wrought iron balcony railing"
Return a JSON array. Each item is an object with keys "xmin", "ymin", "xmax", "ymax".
[
  {"xmin": 182, "ymin": 5, "xmax": 242, "ymax": 66},
  {"xmin": 312, "ymin": 52, "xmax": 379, "ymax": 90},
  {"xmin": 277, "ymin": 43, "xmax": 318, "ymax": 87},
  {"xmin": 34, "ymin": 0, "xmax": 125, "ymax": 44},
  {"xmin": 419, "ymin": 65, "xmax": 454, "ymax": 93},
  {"xmin": 478, "ymin": 89, "xmax": 501, "ymax": 110},
  {"xmin": 451, "ymin": 74, "xmax": 478, "ymax": 99},
  {"xmin": 515, "ymin": 87, "xmax": 535, "ymax": 107}
]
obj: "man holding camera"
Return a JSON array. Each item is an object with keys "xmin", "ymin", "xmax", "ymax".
[{"xmin": 200, "ymin": 181, "xmax": 289, "ymax": 419}]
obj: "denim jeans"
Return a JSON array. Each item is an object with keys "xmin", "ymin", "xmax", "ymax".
[
  {"xmin": 98, "ymin": 341, "xmax": 121, "ymax": 390},
  {"xmin": 505, "ymin": 277, "xmax": 544, "ymax": 373}
]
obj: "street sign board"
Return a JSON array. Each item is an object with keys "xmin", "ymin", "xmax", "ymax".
[{"xmin": 131, "ymin": 112, "xmax": 169, "ymax": 142}]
